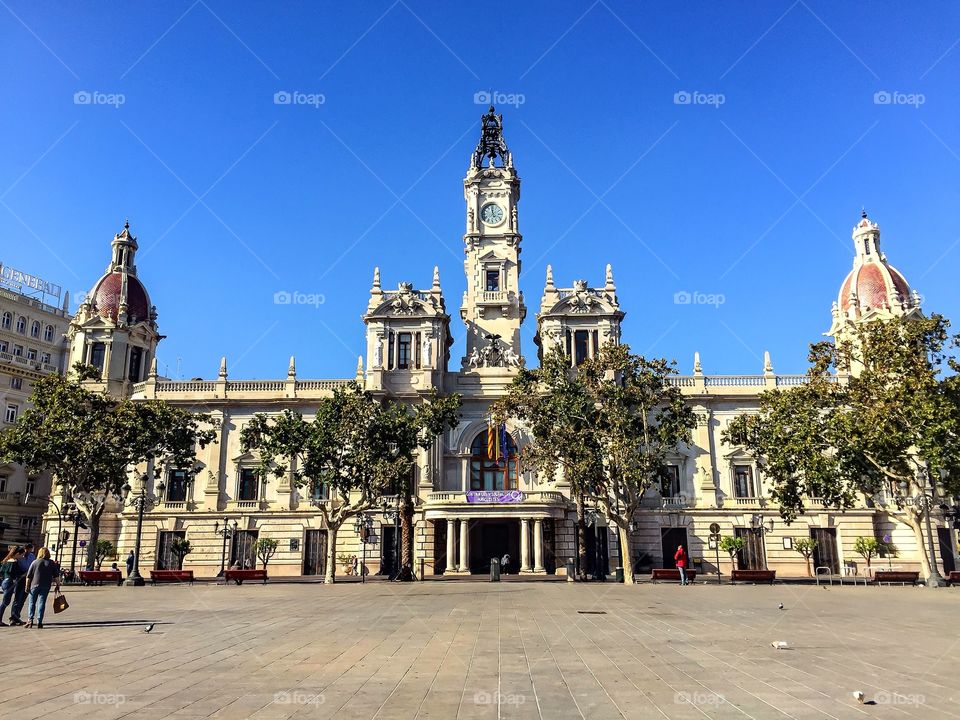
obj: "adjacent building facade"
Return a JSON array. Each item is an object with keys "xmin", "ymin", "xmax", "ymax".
[{"xmin": 41, "ymin": 108, "xmax": 958, "ymax": 580}]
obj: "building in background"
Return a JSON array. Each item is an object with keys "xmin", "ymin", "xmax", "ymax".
[{"xmin": 41, "ymin": 108, "xmax": 958, "ymax": 580}]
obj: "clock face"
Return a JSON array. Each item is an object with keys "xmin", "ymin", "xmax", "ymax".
[{"xmin": 480, "ymin": 203, "xmax": 504, "ymax": 226}]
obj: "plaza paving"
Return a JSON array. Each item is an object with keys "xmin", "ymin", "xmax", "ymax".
[{"xmin": 0, "ymin": 577, "xmax": 956, "ymax": 719}]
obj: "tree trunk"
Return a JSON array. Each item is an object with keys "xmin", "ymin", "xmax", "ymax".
[
  {"xmin": 84, "ymin": 510, "xmax": 102, "ymax": 571},
  {"xmin": 805, "ymin": 557, "xmax": 812, "ymax": 577},
  {"xmin": 576, "ymin": 493, "xmax": 588, "ymax": 581},
  {"xmin": 324, "ymin": 524, "xmax": 339, "ymax": 584},
  {"xmin": 618, "ymin": 523, "xmax": 635, "ymax": 584},
  {"xmin": 398, "ymin": 489, "xmax": 415, "ymax": 581},
  {"xmin": 903, "ymin": 512, "xmax": 932, "ymax": 578}
]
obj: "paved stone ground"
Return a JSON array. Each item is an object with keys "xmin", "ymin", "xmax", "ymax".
[{"xmin": 0, "ymin": 578, "xmax": 956, "ymax": 719}]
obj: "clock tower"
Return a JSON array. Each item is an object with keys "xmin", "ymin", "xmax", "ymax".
[{"xmin": 460, "ymin": 106, "xmax": 527, "ymax": 370}]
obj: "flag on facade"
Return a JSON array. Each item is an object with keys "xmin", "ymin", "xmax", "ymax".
[{"xmin": 487, "ymin": 417, "xmax": 496, "ymax": 459}]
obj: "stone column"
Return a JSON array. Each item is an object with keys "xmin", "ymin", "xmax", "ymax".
[
  {"xmin": 445, "ymin": 518, "xmax": 456, "ymax": 574},
  {"xmin": 459, "ymin": 518, "xmax": 469, "ymax": 572},
  {"xmin": 533, "ymin": 518, "xmax": 545, "ymax": 573},
  {"xmin": 520, "ymin": 518, "xmax": 532, "ymax": 572}
]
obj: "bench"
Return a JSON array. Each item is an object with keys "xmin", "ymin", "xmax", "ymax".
[
  {"xmin": 78, "ymin": 570, "xmax": 123, "ymax": 586},
  {"xmin": 872, "ymin": 571, "xmax": 920, "ymax": 586},
  {"xmin": 150, "ymin": 570, "xmax": 195, "ymax": 585},
  {"xmin": 947, "ymin": 571, "xmax": 960, "ymax": 586},
  {"xmin": 731, "ymin": 569, "xmax": 776, "ymax": 584},
  {"xmin": 651, "ymin": 568, "xmax": 697, "ymax": 583},
  {"xmin": 223, "ymin": 569, "xmax": 268, "ymax": 585}
]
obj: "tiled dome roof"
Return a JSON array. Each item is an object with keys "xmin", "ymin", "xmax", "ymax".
[
  {"xmin": 92, "ymin": 271, "xmax": 151, "ymax": 324},
  {"xmin": 838, "ymin": 262, "xmax": 911, "ymax": 312}
]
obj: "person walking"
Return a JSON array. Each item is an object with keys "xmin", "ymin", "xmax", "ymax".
[
  {"xmin": 0, "ymin": 546, "xmax": 26, "ymax": 626},
  {"xmin": 9, "ymin": 542, "xmax": 35, "ymax": 626},
  {"xmin": 25, "ymin": 547, "xmax": 60, "ymax": 629},
  {"xmin": 674, "ymin": 545, "xmax": 689, "ymax": 586},
  {"xmin": 125, "ymin": 550, "xmax": 135, "ymax": 578},
  {"xmin": 500, "ymin": 553, "xmax": 510, "ymax": 575}
]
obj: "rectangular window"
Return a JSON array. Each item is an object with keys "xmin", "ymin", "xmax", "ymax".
[
  {"xmin": 0, "ymin": 477, "xmax": 6, "ymax": 492},
  {"xmin": 397, "ymin": 332, "xmax": 412, "ymax": 369},
  {"xmin": 128, "ymin": 347, "xmax": 143, "ymax": 382},
  {"xmin": 156, "ymin": 530, "xmax": 186, "ymax": 570},
  {"xmin": 44, "ymin": 325, "xmax": 54, "ymax": 342},
  {"xmin": 593, "ymin": 329, "xmax": 600, "ymax": 355},
  {"xmin": 13, "ymin": 345, "xmax": 23, "ymax": 357},
  {"xmin": 26, "ymin": 348, "xmax": 37, "ymax": 361},
  {"xmin": 167, "ymin": 469, "xmax": 188, "ymax": 502},
  {"xmin": 414, "ymin": 332, "xmax": 421, "ymax": 369},
  {"xmin": 4, "ymin": 404, "xmax": 17, "ymax": 423},
  {"xmin": 565, "ymin": 330, "xmax": 572, "ymax": 359},
  {"xmin": 0, "ymin": 341, "xmax": 7, "ymax": 353},
  {"xmin": 734, "ymin": 465, "xmax": 755, "ymax": 498},
  {"xmin": 387, "ymin": 333, "xmax": 395, "ymax": 370},
  {"xmin": 574, "ymin": 330, "xmax": 590, "ymax": 366},
  {"xmin": 40, "ymin": 352, "xmax": 50, "ymax": 365},
  {"xmin": 485, "ymin": 269, "xmax": 500, "ymax": 291},
  {"xmin": 20, "ymin": 516, "xmax": 38, "ymax": 530},
  {"xmin": 25, "ymin": 479, "xmax": 35, "ymax": 497},
  {"xmin": 90, "ymin": 342, "xmax": 105, "ymax": 371},
  {"xmin": 10, "ymin": 377, "xmax": 22, "ymax": 390},
  {"xmin": 661, "ymin": 465, "xmax": 681, "ymax": 497},
  {"xmin": 238, "ymin": 468, "xmax": 259, "ymax": 501},
  {"xmin": 310, "ymin": 483, "xmax": 329, "ymax": 501}
]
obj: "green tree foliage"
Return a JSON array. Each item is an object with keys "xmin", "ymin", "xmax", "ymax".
[
  {"xmin": 496, "ymin": 344, "xmax": 697, "ymax": 584},
  {"xmin": 853, "ymin": 536, "xmax": 884, "ymax": 570},
  {"xmin": 170, "ymin": 538, "xmax": 192, "ymax": 570},
  {"xmin": 0, "ymin": 365, "xmax": 217, "ymax": 570},
  {"xmin": 95, "ymin": 539, "xmax": 115, "ymax": 570},
  {"xmin": 719, "ymin": 535, "xmax": 744, "ymax": 570},
  {"xmin": 792, "ymin": 537, "xmax": 817, "ymax": 577},
  {"xmin": 255, "ymin": 538, "xmax": 278, "ymax": 571},
  {"xmin": 725, "ymin": 315, "xmax": 960, "ymax": 578},
  {"xmin": 240, "ymin": 382, "xmax": 460, "ymax": 583}
]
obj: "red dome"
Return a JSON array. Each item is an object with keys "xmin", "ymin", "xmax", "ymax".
[
  {"xmin": 92, "ymin": 272, "xmax": 151, "ymax": 323},
  {"xmin": 839, "ymin": 261, "xmax": 912, "ymax": 313}
]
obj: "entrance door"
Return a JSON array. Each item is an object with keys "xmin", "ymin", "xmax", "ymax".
[
  {"xmin": 938, "ymin": 527, "xmax": 957, "ymax": 574},
  {"xmin": 230, "ymin": 530, "xmax": 258, "ymax": 569},
  {"xmin": 433, "ymin": 520, "xmax": 447, "ymax": 575},
  {"xmin": 811, "ymin": 528, "xmax": 840, "ymax": 574},
  {"xmin": 661, "ymin": 528, "xmax": 689, "ymax": 569},
  {"xmin": 480, "ymin": 522, "xmax": 509, "ymax": 573},
  {"xmin": 734, "ymin": 528, "xmax": 766, "ymax": 570},
  {"xmin": 156, "ymin": 530, "xmax": 186, "ymax": 570},
  {"xmin": 303, "ymin": 529, "xmax": 327, "ymax": 576},
  {"xmin": 380, "ymin": 526, "xmax": 397, "ymax": 577},
  {"xmin": 585, "ymin": 526, "xmax": 610, "ymax": 578}
]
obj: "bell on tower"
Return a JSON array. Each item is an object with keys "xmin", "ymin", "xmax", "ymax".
[{"xmin": 472, "ymin": 106, "xmax": 512, "ymax": 169}]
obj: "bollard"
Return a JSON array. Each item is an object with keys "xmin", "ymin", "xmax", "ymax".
[
  {"xmin": 490, "ymin": 557, "xmax": 501, "ymax": 582},
  {"xmin": 615, "ymin": 566, "xmax": 624, "ymax": 583},
  {"xmin": 566, "ymin": 558, "xmax": 575, "ymax": 582}
]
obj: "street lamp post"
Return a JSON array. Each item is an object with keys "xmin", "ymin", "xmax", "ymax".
[
  {"xmin": 354, "ymin": 514, "xmax": 373, "ymax": 584},
  {"xmin": 214, "ymin": 518, "xmax": 239, "ymax": 577},
  {"xmin": 748, "ymin": 514, "xmax": 774, "ymax": 570},
  {"xmin": 584, "ymin": 507, "xmax": 605, "ymax": 582},
  {"xmin": 381, "ymin": 497, "xmax": 400, "ymax": 581},
  {"xmin": 25, "ymin": 493, "xmax": 66, "ymax": 564},
  {"xmin": 121, "ymin": 473, "xmax": 165, "ymax": 587}
]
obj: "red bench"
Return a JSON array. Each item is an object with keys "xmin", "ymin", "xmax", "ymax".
[
  {"xmin": 947, "ymin": 571, "xmax": 960, "ymax": 586},
  {"xmin": 731, "ymin": 569, "xmax": 776, "ymax": 584},
  {"xmin": 78, "ymin": 570, "xmax": 123, "ymax": 586},
  {"xmin": 150, "ymin": 570, "xmax": 195, "ymax": 585},
  {"xmin": 872, "ymin": 571, "xmax": 919, "ymax": 586},
  {"xmin": 223, "ymin": 569, "xmax": 268, "ymax": 585},
  {"xmin": 651, "ymin": 568, "xmax": 697, "ymax": 583}
]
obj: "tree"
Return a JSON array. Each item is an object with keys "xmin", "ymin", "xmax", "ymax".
[
  {"xmin": 0, "ymin": 365, "xmax": 217, "ymax": 570},
  {"xmin": 256, "ymin": 538, "xmax": 278, "ymax": 571},
  {"xmin": 170, "ymin": 538, "xmax": 192, "ymax": 570},
  {"xmin": 496, "ymin": 344, "xmax": 697, "ymax": 584},
  {"xmin": 792, "ymin": 537, "xmax": 817, "ymax": 577},
  {"xmin": 854, "ymin": 536, "xmax": 884, "ymax": 571},
  {"xmin": 719, "ymin": 536, "xmax": 744, "ymax": 571},
  {"xmin": 95, "ymin": 539, "xmax": 115, "ymax": 570},
  {"xmin": 725, "ymin": 315, "xmax": 960, "ymax": 580}
]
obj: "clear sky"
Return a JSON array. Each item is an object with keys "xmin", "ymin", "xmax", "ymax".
[{"xmin": 2, "ymin": 2, "xmax": 958, "ymax": 380}]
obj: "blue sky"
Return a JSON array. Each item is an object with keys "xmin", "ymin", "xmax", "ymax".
[{"xmin": 2, "ymin": 2, "xmax": 958, "ymax": 380}]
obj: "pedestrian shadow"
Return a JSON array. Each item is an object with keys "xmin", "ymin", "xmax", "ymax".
[{"xmin": 42, "ymin": 620, "xmax": 170, "ymax": 628}]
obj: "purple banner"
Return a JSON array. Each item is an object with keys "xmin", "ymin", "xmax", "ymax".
[{"xmin": 465, "ymin": 490, "xmax": 525, "ymax": 504}]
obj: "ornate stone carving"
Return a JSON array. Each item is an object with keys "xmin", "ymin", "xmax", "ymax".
[
  {"xmin": 567, "ymin": 280, "xmax": 598, "ymax": 313},
  {"xmin": 390, "ymin": 282, "xmax": 420, "ymax": 314},
  {"xmin": 472, "ymin": 106, "xmax": 510, "ymax": 168}
]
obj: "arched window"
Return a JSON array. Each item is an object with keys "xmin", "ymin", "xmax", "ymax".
[
  {"xmin": 43, "ymin": 325, "xmax": 54, "ymax": 342},
  {"xmin": 470, "ymin": 429, "xmax": 519, "ymax": 491},
  {"xmin": 15, "ymin": 316, "xmax": 26, "ymax": 334},
  {"xmin": 30, "ymin": 320, "xmax": 40, "ymax": 338},
  {"xmin": 1, "ymin": 312, "xmax": 10, "ymax": 330}
]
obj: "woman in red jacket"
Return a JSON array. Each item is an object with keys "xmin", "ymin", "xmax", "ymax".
[{"xmin": 674, "ymin": 545, "xmax": 689, "ymax": 586}]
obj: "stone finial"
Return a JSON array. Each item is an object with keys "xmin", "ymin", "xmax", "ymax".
[
  {"xmin": 148, "ymin": 356, "xmax": 158, "ymax": 379},
  {"xmin": 288, "ymin": 356, "xmax": 296, "ymax": 377},
  {"xmin": 545, "ymin": 264, "xmax": 554, "ymax": 288},
  {"xmin": 605, "ymin": 263, "xmax": 615, "ymax": 290},
  {"xmin": 372, "ymin": 266, "xmax": 381, "ymax": 292},
  {"xmin": 432, "ymin": 265, "xmax": 441, "ymax": 291},
  {"xmin": 218, "ymin": 356, "xmax": 227, "ymax": 379},
  {"xmin": 62, "ymin": 291, "xmax": 70, "ymax": 312},
  {"xmin": 355, "ymin": 355, "xmax": 364, "ymax": 380},
  {"xmin": 693, "ymin": 351, "xmax": 702, "ymax": 375},
  {"xmin": 763, "ymin": 350, "xmax": 773, "ymax": 375}
]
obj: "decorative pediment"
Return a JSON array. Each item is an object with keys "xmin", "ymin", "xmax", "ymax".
[
  {"xmin": 544, "ymin": 287, "xmax": 616, "ymax": 316},
  {"xmin": 369, "ymin": 284, "xmax": 442, "ymax": 317}
]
